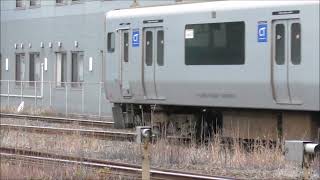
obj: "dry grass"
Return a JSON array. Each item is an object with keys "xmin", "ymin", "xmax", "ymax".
[
  {"xmin": 1, "ymin": 128, "xmax": 319, "ymax": 179},
  {"xmin": 0, "ymin": 105, "xmax": 111, "ymax": 120},
  {"xmin": 0, "ymin": 117, "xmax": 118, "ymax": 131},
  {"xmin": 1, "ymin": 106, "xmax": 58, "ymax": 117},
  {"xmin": 0, "ymin": 160, "xmax": 138, "ymax": 180}
]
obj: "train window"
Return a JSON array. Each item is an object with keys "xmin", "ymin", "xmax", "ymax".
[
  {"xmin": 185, "ymin": 22, "xmax": 245, "ymax": 65},
  {"xmin": 146, "ymin": 31, "xmax": 153, "ymax": 66},
  {"xmin": 275, "ymin": 24, "xmax": 285, "ymax": 65},
  {"xmin": 291, "ymin": 23, "xmax": 301, "ymax": 65},
  {"xmin": 71, "ymin": 51, "xmax": 84, "ymax": 87},
  {"xmin": 157, "ymin": 30, "xmax": 164, "ymax": 66},
  {"xmin": 56, "ymin": 52, "xmax": 67, "ymax": 87},
  {"xmin": 123, "ymin": 32, "xmax": 129, "ymax": 62},
  {"xmin": 29, "ymin": 53, "xmax": 41, "ymax": 86},
  {"xmin": 15, "ymin": 53, "xmax": 26, "ymax": 85},
  {"xmin": 107, "ymin": 32, "xmax": 115, "ymax": 52}
]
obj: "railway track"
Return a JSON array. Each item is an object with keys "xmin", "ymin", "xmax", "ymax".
[
  {"xmin": 0, "ymin": 113, "xmax": 114, "ymax": 128},
  {"xmin": 0, "ymin": 147, "xmax": 233, "ymax": 180},
  {"xmin": 0, "ymin": 124, "xmax": 136, "ymax": 141}
]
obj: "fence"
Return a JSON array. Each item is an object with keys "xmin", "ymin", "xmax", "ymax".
[{"xmin": 0, "ymin": 80, "xmax": 112, "ymax": 120}]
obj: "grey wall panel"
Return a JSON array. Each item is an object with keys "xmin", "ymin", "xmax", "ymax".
[{"xmin": 0, "ymin": 0, "xmax": 175, "ymax": 116}]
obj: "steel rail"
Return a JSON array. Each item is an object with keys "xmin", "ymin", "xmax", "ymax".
[
  {"xmin": 0, "ymin": 147, "xmax": 233, "ymax": 180},
  {"xmin": 0, "ymin": 124, "xmax": 136, "ymax": 141},
  {"xmin": 0, "ymin": 113, "xmax": 114, "ymax": 128}
]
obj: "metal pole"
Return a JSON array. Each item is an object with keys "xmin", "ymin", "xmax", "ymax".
[
  {"xmin": 20, "ymin": 81, "xmax": 23, "ymax": 102},
  {"xmin": 98, "ymin": 82, "xmax": 102, "ymax": 119},
  {"xmin": 82, "ymin": 83, "xmax": 84, "ymax": 114},
  {"xmin": 65, "ymin": 83, "xmax": 68, "ymax": 117},
  {"xmin": 21, "ymin": 82, "xmax": 24, "ymax": 103},
  {"xmin": 35, "ymin": 81, "xmax": 37, "ymax": 108},
  {"xmin": 7, "ymin": 80, "xmax": 10, "ymax": 106},
  {"xmin": 41, "ymin": 63, "xmax": 44, "ymax": 106},
  {"xmin": 49, "ymin": 81, "xmax": 52, "ymax": 107}
]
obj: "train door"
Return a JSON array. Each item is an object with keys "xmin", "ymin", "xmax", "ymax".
[
  {"xmin": 143, "ymin": 27, "xmax": 163, "ymax": 99},
  {"xmin": 272, "ymin": 19, "xmax": 302, "ymax": 104},
  {"xmin": 119, "ymin": 29, "xmax": 132, "ymax": 98}
]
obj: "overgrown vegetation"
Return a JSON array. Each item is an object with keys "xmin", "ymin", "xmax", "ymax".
[
  {"xmin": 1, "ymin": 106, "xmax": 58, "ymax": 116},
  {"xmin": 1, "ymin": 128, "xmax": 319, "ymax": 179}
]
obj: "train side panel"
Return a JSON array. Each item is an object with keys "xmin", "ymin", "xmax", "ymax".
[{"xmin": 105, "ymin": 1, "xmax": 320, "ymax": 112}]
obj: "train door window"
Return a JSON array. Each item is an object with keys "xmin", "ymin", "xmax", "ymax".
[
  {"xmin": 56, "ymin": 52, "xmax": 67, "ymax": 87},
  {"xmin": 291, "ymin": 23, "xmax": 301, "ymax": 65},
  {"xmin": 145, "ymin": 31, "xmax": 153, "ymax": 66},
  {"xmin": 185, "ymin": 22, "xmax": 245, "ymax": 65},
  {"xmin": 275, "ymin": 24, "xmax": 285, "ymax": 65},
  {"xmin": 157, "ymin": 30, "xmax": 164, "ymax": 66},
  {"xmin": 29, "ymin": 52, "xmax": 40, "ymax": 86},
  {"xmin": 71, "ymin": 51, "xmax": 84, "ymax": 87},
  {"xmin": 107, "ymin": 32, "xmax": 115, "ymax": 52},
  {"xmin": 123, "ymin": 32, "xmax": 129, "ymax": 62},
  {"xmin": 15, "ymin": 53, "xmax": 25, "ymax": 85}
]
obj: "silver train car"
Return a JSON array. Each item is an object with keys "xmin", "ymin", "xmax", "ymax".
[{"xmin": 105, "ymin": 1, "xmax": 320, "ymax": 140}]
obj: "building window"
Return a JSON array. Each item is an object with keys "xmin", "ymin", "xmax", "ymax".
[
  {"xmin": 56, "ymin": 0, "xmax": 65, "ymax": 4},
  {"xmin": 71, "ymin": 0, "xmax": 80, "ymax": 3},
  {"xmin": 291, "ymin": 23, "xmax": 301, "ymax": 65},
  {"xmin": 56, "ymin": 52, "xmax": 67, "ymax": 87},
  {"xmin": 29, "ymin": 53, "xmax": 41, "ymax": 86},
  {"xmin": 107, "ymin": 32, "xmax": 115, "ymax": 52},
  {"xmin": 30, "ymin": 0, "xmax": 40, "ymax": 7},
  {"xmin": 71, "ymin": 51, "xmax": 84, "ymax": 87},
  {"xmin": 16, "ymin": 0, "xmax": 25, "ymax": 8},
  {"xmin": 185, "ymin": 22, "xmax": 245, "ymax": 65},
  {"xmin": 15, "ymin": 53, "xmax": 26, "ymax": 85}
]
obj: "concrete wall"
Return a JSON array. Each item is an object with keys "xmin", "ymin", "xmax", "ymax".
[{"xmin": 0, "ymin": 0, "xmax": 175, "ymax": 117}]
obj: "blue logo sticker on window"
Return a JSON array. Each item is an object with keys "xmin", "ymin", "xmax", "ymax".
[
  {"xmin": 258, "ymin": 23, "xmax": 268, "ymax": 43},
  {"xmin": 132, "ymin": 30, "xmax": 140, "ymax": 47}
]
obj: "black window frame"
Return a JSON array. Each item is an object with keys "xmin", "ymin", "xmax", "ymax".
[
  {"xmin": 71, "ymin": 51, "xmax": 84, "ymax": 87},
  {"xmin": 30, "ymin": 0, "xmax": 40, "ymax": 7},
  {"xmin": 15, "ymin": 53, "xmax": 25, "ymax": 86},
  {"xmin": 29, "ymin": 52, "xmax": 40, "ymax": 86},
  {"xmin": 55, "ymin": 52, "xmax": 67, "ymax": 87}
]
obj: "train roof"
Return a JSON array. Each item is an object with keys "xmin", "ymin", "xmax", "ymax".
[{"xmin": 106, "ymin": 1, "xmax": 318, "ymax": 20}]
